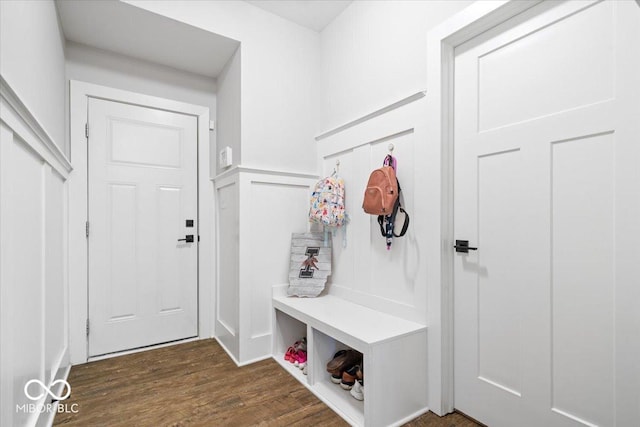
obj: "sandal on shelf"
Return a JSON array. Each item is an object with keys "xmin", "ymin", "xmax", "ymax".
[{"xmin": 284, "ymin": 346, "xmax": 296, "ymax": 363}]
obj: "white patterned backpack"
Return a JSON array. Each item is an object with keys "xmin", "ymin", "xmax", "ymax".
[{"xmin": 309, "ymin": 172, "xmax": 348, "ymax": 246}]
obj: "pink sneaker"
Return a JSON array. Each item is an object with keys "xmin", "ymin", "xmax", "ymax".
[
  {"xmin": 294, "ymin": 350, "xmax": 307, "ymax": 369},
  {"xmin": 284, "ymin": 346, "xmax": 296, "ymax": 363}
]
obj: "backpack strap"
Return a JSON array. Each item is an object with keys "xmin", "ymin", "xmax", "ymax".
[
  {"xmin": 376, "ymin": 179, "xmax": 409, "ymax": 249},
  {"xmin": 383, "ymin": 154, "xmax": 397, "ymax": 170},
  {"xmin": 377, "ymin": 215, "xmax": 386, "ymax": 237},
  {"xmin": 393, "ymin": 207, "xmax": 409, "ymax": 237}
]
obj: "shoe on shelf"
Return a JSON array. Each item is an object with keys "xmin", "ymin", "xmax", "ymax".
[
  {"xmin": 295, "ymin": 350, "xmax": 307, "ymax": 369},
  {"xmin": 341, "ymin": 364, "xmax": 360, "ymax": 390},
  {"xmin": 285, "ymin": 337, "xmax": 307, "ymax": 365},
  {"xmin": 294, "ymin": 337, "xmax": 307, "ymax": 352},
  {"xmin": 326, "ymin": 350, "xmax": 346, "ymax": 372},
  {"xmin": 302, "ymin": 365, "xmax": 308, "ymax": 375},
  {"xmin": 284, "ymin": 346, "xmax": 296, "ymax": 363},
  {"xmin": 350, "ymin": 379, "xmax": 364, "ymax": 401},
  {"xmin": 327, "ymin": 349, "xmax": 362, "ymax": 384},
  {"xmin": 327, "ymin": 349, "xmax": 346, "ymax": 382}
]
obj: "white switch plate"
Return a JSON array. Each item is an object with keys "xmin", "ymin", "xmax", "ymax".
[{"xmin": 219, "ymin": 146, "xmax": 232, "ymax": 168}]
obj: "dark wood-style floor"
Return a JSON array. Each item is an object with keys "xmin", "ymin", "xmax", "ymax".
[{"xmin": 54, "ymin": 339, "xmax": 481, "ymax": 426}]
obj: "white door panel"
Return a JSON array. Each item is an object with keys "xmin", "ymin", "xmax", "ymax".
[
  {"xmin": 453, "ymin": 1, "xmax": 639, "ymax": 426},
  {"xmin": 88, "ymin": 98, "xmax": 198, "ymax": 357}
]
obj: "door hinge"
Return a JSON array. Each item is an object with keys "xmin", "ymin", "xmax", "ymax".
[
  {"xmin": 85, "ymin": 221, "xmax": 90, "ymax": 238},
  {"xmin": 85, "ymin": 123, "xmax": 89, "ymax": 139},
  {"xmin": 86, "ymin": 319, "xmax": 90, "ymax": 336}
]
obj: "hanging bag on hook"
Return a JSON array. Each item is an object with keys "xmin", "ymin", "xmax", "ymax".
[
  {"xmin": 362, "ymin": 154, "xmax": 409, "ymax": 250},
  {"xmin": 309, "ymin": 169, "xmax": 349, "ymax": 247},
  {"xmin": 362, "ymin": 155, "xmax": 398, "ymax": 216}
]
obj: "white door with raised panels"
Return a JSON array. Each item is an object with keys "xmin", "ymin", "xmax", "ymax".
[
  {"xmin": 454, "ymin": 1, "xmax": 639, "ymax": 426},
  {"xmin": 88, "ymin": 98, "xmax": 198, "ymax": 357}
]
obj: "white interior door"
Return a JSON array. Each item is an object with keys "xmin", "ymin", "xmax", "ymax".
[
  {"xmin": 453, "ymin": 1, "xmax": 640, "ymax": 426},
  {"xmin": 88, "ymin": 98, "xmax": 198, "ymax": 357}
]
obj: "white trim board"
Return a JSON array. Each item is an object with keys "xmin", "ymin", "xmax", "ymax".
[
  {"xmin": 212, "ymin": 165, "xmax": 318, "ymax": 183},
  {"xmin": 0, "ymin": 76, "xmax": 72, "ymax": 177},
  {"xmin": 424, "ymin": 0, "xmax": 543, "ymax": 415},
  {"xmin": 68, "ymin": 80, "xmax": 213, "ymax": 364},
  {"xmin": 315, "ymin": 91, "xmax": 426, "ymax": 141}
]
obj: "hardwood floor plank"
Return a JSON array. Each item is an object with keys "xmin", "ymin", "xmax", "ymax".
[{"xmin": 54, "ymin": 339, "xmax": 479, "ymax": 426}]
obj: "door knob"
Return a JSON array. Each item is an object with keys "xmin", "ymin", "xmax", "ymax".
[
  {"xmin": 178, "ymin": 235, "xmax": 194, "ymax": 243},
  {"xmin": 454, "ymin": 240, "xmax": 477, "ymax": 253}
]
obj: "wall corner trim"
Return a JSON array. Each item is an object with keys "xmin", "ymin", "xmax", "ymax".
[
  {"xmin": 0, "ymin": 75, "xmax": 72, "ymax": 176},
  {"xmin": 212, "ymin": 165, "xmax": 319, "ymax": 182},
  {"xmin": 315, "ymin": 90, "xmax": 426, "ymax": 141}
]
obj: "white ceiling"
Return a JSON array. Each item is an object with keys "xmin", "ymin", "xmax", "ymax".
[
  {"xmin": 245, "ymin": 0, "xmax": 352, "ymax": 32},
  {"xmin": 56, "ymin": 0, "xmax": 239, "ymax": 78}
]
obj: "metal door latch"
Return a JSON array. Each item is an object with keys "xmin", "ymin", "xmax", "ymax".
[{"xmin": 454, "ymin": 240, "xmax": 478, "ymax": 253}]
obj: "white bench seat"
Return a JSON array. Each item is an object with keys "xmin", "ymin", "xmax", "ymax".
[{"xmin": 273, "ymin": 293, "xmax": 425, "ymax": 348}]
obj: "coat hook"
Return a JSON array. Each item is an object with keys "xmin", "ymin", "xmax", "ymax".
[
  {"xmin": 388, "ymin": 143, "xmax": 395, "ymax": 153},
  {"xmin": 335, "ymin": 159, "xmax": 340, "ymax": 172}
]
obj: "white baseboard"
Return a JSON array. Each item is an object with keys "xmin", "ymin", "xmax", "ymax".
[
  {"xmin": 390, "ymin": 407, "xmax": 430, "ymax": 427},
  {"xmin": 237, "ymin": 354, "xmax": 272, "ymax": 367}
]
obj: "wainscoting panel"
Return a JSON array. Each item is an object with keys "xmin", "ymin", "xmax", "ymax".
[
  {"xmin": 247, "ymin": 180, "xmax": 310, "ymax": 340},
  {"xmin": 317, "ymin": 95, "xmax": 427, "ymax": 324},
  {"xmin": 1, "ymin": 78, "xmax": 71, "ymax": 427},
  {"xmin": 215, "ymin": 178, "xmax": 239, "ymax": 360},
  {"xmin": 213, "ymin": 168, "xmax": 317, "ymax": 364}
]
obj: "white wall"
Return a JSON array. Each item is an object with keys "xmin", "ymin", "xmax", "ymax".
[
  {"xmin": 214, "ymin": 169, "xmax": 316, "ymax": 365},
  {"xmin": 215, "ymin": 47, "xmax": 241, "ymax": 175},
  {"xmin": 0, "ymin": 0, "xmax": 67, "ymax": 155},
  {"xmin": 65, "ymin": 42, "xmax": 216, "ymax": 118},
  {"xmin": 1, "ymin": 82, "xmax": 71, "ymax": 427},
  {"xmin": 317, "ymin": 0, "xmax": 474, "ymax": 414},
  {"xmin": 124, "ymin": 0, "xmax": 322, "ymax": 365},
  {"xmin": 0, "ymin": 2, "xmax": 70, "ymax": 425},
  {"xmin": 316, "ymin": 100, "xmax": 427, "ymax": 324},
  {"xmin": 125, "ymin": 0, "xmax": 320, "ymax": 175},
  {"xmin": 316, "ymin": 0, "xmax": 473, "ymax": 320},
  {"xmin": 320, "ymin": 0, "xmax": 473, "ymax": 132},
  {"xmin": 65, "ymin": 41, "xmax": 217, "ymax": 172}
]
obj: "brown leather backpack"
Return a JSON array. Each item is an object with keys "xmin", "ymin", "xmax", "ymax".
[
  {"xmin": 362, "ymin": 155, "xmax": 409, "ymax": 250},
  {"xmin": 362, "ymin": 165, "xmax": 398, "ymax": 215}
]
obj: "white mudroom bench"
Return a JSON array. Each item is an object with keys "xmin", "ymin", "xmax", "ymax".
[{"xmin": 272, "ymin": 284, "xmax": 428, "ymax": 427}]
